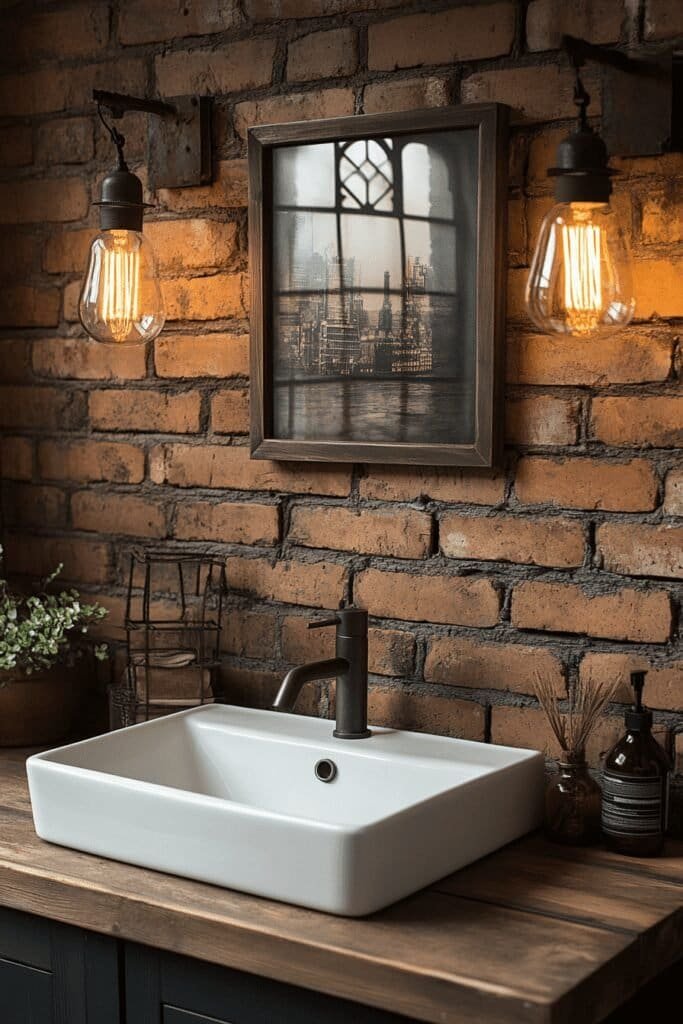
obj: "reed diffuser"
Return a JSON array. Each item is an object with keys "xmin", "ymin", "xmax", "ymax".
[{"xmin": 533, "ymin": 672, "xmax": 619, "ymax": 846}]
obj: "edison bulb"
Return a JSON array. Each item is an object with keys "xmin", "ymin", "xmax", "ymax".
[
  {"xmin": 79, "ymin": 229, "xmax": 165, "ymax": 345},
  {"xmin": 526, "ymin": 202, "xmax": 634, "ymax": 337}
]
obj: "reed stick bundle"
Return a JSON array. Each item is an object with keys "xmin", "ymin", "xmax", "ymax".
[{"xmin": 533, "ymin": 671, "xmax": 620, "ymax": 759}]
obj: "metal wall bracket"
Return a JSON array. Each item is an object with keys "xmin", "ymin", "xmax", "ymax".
[{"xmin": 147, "ymin": 95, "xmax": 212, "ymax": 190}]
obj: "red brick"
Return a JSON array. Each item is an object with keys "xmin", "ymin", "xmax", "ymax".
[
  {"xmin": 227, "ymin": 556, "xmax": 346, "ymax": 609},
  {"xmin": 505, "ymin": 396, "xmax": 580, "ymax": 445},
  {"xmin": 157, "ymin": 160, "xmax": 248, "ymax": 213},
  {"xmin": 71, "ymin": 492, "xmax": 166, "ymax": 539},
  {"xmin": 288, "ymin": 28, "xmax": 357, "ymax": 82},
  {"xmin": 151, "ymin": 443, "xmax": 351, "ymax": 496},
  {"xmin": 211, "ymin": 389, "xmax": 249, "ymax": 434},
  {"xmin": 425, "ymin": 637, "xmax": 565, "ymax": 697},
  {"xmin": 507, "ymin": 197, "xmax": 527, "ymax": 267},
  {"xmin": 440, "ymin": 512, "xmax": 584, "ymax": 568},
  {"xmin": 289, "ymin": 505, "xmax": 432, "ymax": 559},
  {"xmin": 89, "ymin": 390, "xmax": 201, "ymax": 434},
  {"xmin": 119, "ymin": 0, "xmax": 241, "ymax": 44},
  {"xmin": 664, "ymin": 468, "xmax": 683, "ymax": 516},
  {"xmin": 511, "ymin": 580, "xmax": 672, "ymax": 643},
  {"xmin": 368, "ymin": 686, "xmax": 485, "ymax": 741},
  {"xmin": 462, "ymin": 65, "xmax": 601, "ymax": 122},
  {"xmin": 0, "ymin": 231, "xmax": 37, "ymax": 281},
  {"xmin": 0, "ymin": 340, "xmax": 32, "ymax": 383},
  {"xmin": 368, "ymin": 5, "xmax": 515, "ymax": 70},
  {"xmin": 62, "ymin": 281, "xmax": 81, "ymax": 323},
  {"xmin": 174, "ymin": 501, "xmax": 279, "ymax": 545},
  {"xmin": 579, "ymin": 652, "xmax": 683, "ymax": 710},
  {"xmin": 0, "ymin": 124, "xmax": 31, "ymax": 167},
  {"xmin": 4, "ymin": 534, "xmax": 110, "ymax": 585},
  {"xmin": 359, "ymin": 467, "xmax": 505, "ymax": 505},
  {"xmin": 526, "ymin": 0, "xmax": 624, "ymax": 51},
  {"xmin": 218, "ymin": 666, "xmax": 322, "ymax": 717},
  {"xmin": 145, "ymin": 220, "xmax": 239, "ymax": 275},
  {"xmin": 590, "ymin": 397, "xmax": 683, "ymax": 448},
  {"xmin": 644, "ymin": 0, "xmax": 683, "ymax": 39},
  {"xmin": 155, "ymin": 333, "xmax": 249, "ymax": 378},
  {"xmin": 2, "ymin": 483, "xmax": 66, "ymax": 529},
  {"xmin": 4, "ymin": 6, "xmax": 108, "ymax": 62},
  {"xmin": 38, "ymin": 439, "xmax": 145, "ymax": 484},
  {"xmin": 246, "ymin": 0, "xmax": 402, "ymax": 15},
  {"xmin": 282, "ymin": 616, "xmax": 415, "ymax": 678},
  {"xmin": 0, "ymin": 287, "xmax": 60, "ymax": 328},
  {"xmin": 0, "ymin": 59, "xmax": 146, "ymax": 118},
  {"xmin": 491, "ymin": 705, "xmax": 624, "ymax": 767},
  {"xmin": 515, "ymin": 456, "xmax": 658, "ymax": 512},
  {"xmin": 355, "ymin": 568, "xmax": 500, "ymax": 627},
  {"xmin": 363, "ymin": 76, "xmax": 451, "ymax": 115},
  {"xmin": 597, "ymin": 523, "xmax": 683, "ymax": 579},
  {"xmin": 222, "ymin": 609, "xmax": 278, "ymax": 659},
  {"xmin": 507, "ymin": 330, "xmax": 673, "ymax": 385},
  {"xmin": 634, "ymin": 259, "xmax": 683, "ymax": 318},
  {"xmin": 155, "ymin": 38, "xmax": 276, "ymax": 96},
  {"xmin": 0, "ymin": 386, "xmax": 85, "ymax": 432},
  {"xmin": 675, "ymin": 733, "xmax": 683, "ymax": 774},
  {"xmin": 163, "ymin": 273, "xmax": 247, "ymax": 321},
  {"xmin": 35, "ymin": 118, "xmax": 94, "ymax": 166},
  {"xmin": 641, "ymin": 187, "xmax": 683, "ymax": 245},
  {"xmin": 0, "ymin": 437, "xmax": 32, "ymax": 480},
  {"xmin": 33, "ymin": 337, "xmax": 147, "ymax": 381},
  {"xmin": 0, "ymin": 178, "xmax": 88, "ymax": 224},
  {"xmin": 234, "ymin": 89, "xmax": 354, "ymax": 138}
]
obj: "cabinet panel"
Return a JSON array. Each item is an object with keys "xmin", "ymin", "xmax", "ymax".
[
  {"xmin": 165, "ymin": 1008, "xmax": 235, "ymax": 1024},
  {"xmin": 0, "ymin": 957, "xmax": 53, "ymax": 1024}
]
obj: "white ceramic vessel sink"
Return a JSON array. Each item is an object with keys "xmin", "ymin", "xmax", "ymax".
[{"xmin": 28, "ymin": 704, "xmax": 544, "ymax": 916}]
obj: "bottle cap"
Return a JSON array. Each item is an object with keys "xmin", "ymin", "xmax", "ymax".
[{"xmin": 625, "ymin": 670, "xmax": 653, "ymax": 731}]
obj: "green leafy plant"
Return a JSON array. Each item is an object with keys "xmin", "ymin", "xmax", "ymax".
[{"xmin": 0, "ymin": 550, "xmax": 108, "ymax": 675}]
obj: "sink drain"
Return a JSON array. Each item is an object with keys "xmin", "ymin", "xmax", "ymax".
[{"xmin": 314, "ymin": 758, "xmax": 337, "ymax": 783}]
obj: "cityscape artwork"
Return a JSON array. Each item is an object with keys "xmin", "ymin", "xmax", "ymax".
[{"xmin": 249, "ymin": 106, "xmax": 508, "ymax": 465}]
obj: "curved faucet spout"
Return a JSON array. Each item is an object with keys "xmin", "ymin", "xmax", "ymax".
[{"xmin": 271, "ymin": 658, "xmax": 348, "ymax": 713}]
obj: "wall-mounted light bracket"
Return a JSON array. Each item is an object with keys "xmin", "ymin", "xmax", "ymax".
[
  {"xmin": 93, "ymin": 89, "xmax": 212, "ymax": 190},
  {"xmin": 562, "ymin": 35, "xmax": 682, "ymax": 158}
]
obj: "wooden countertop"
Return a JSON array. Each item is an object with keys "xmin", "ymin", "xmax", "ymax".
[{"xmin": 0, "ymin": 748, "xmax": 681, "ymax": 1024}]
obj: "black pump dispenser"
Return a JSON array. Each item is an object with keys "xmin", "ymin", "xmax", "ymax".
[{"xmin": 624, "ymin": 671, "xmax": 653, "ymax": 732}]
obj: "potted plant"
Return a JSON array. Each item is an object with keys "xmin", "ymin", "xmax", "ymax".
[{"xmin": 0, "ymin": 551, "xmax": 108, "ymax": 747}]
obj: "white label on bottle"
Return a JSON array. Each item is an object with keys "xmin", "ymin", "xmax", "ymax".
[{"xmin": 601, "ymin": 771, "xmax": 666, "ymax": 838}]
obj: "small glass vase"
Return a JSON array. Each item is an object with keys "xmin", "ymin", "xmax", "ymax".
[{"xmin": 544, "ymin": 752, "xmax": 602, "ymax": 846}]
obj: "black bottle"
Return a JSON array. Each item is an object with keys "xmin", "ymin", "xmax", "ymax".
[{"xmin": 601, "ymin": 671, "xmax": 671, "ymax": 856}]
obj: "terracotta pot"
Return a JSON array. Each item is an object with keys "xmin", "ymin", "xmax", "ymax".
[{"xmin": 0, "ymin": 667, "xmax": 86, "ymax": 747}]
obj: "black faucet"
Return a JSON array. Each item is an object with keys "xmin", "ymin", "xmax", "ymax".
[{"xmin": 271, "ymin": 607, "xmax": 371, "ymax": 739}]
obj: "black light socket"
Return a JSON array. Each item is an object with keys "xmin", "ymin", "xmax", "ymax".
[
  {"xmin": 548, "ymin": 126, "xmax": 616, "ymax": 203},
  {"xmin": 95, "ymin": 168, "xmax": 146, "ymax": 232}
]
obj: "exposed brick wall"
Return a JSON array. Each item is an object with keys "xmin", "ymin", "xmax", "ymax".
[{"xmin": 0, "ymin": 0, "xmax": 681, "ymax": 775}]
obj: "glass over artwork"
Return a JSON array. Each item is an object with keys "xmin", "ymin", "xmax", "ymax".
[{"xmin": 271, "ymin": 129, "xmax": 479, "ymax": 445}]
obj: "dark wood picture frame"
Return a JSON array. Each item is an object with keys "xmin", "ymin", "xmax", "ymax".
[{"xmin": 248, "ymin": 103, "xmax": 508, "ymax": 467}]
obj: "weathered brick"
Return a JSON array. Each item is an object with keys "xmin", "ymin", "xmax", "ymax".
[
  {"xmin": 227, "ymin": 556, "xmax": 346, "ymax": 608},
  {"xmin": 641, "ymin": 187, "xmax": 683, "ymax": 245},
  {"xmin": 0, "ymin": 386, "xmax": 85, "ymax": 432},
  {"xmin": 218, "ymin": 665, "xmax": 322, "ymax": 717},
  {"xmin": 363, "ymin": 76, "xmax": 451, "ymax": 115},
  {"xmin": 368, "ymin": 5, "xmax": 515, "ymax": 70},
  {"xmin": 0, "ymin": 231, "xmax": 36, "ymax": 281},
  {"xmin": 38, "ymin": 439, "xmax": 145, "ymax": 484},
  {"xmin": 675, "ymin": 733, "xmax": 683, "ymax": 775},
  {"xmin": 4, "ymin": 534, "xmax": 110, "ymax": 585},
  {"xmin": 355, "ymin": 568, "xmax": 500, "ymax": 627},
  {"xmin": 0, "ymin": 287, "xmax": 60, "ymax": 328},
  {"xmin": 579, "ymin": 652, "xmax": 683, "ymax": 709},
  {"xmin": 425, "ymin": 637, "xmax": 565, "ymax": 697},
  {"xmin": 590, "ymin": 396, "xmax": 683, "ymax": 449},
  {"xmin": 289, "ymin": 505, "xmax": 432, "ymax": 559},
  {"xmin": 174, "ymin": 501, "xmax": 279, "ymax": 545},
  {"xmin": 0, "ymin": 178, "xmax": 88, "ymax": 224},
  {"xmin": 664, "ymin": 468, "xmax": 683, "ymax": 516},
  {"xmin": 368, "ymin": 686, "xmax": 485, "ymax": 740},
  {"xmin": 644, "ymin": 0, "xmax": 683, "ymax": 39},
  {"xmin": 0, "ymin": 340, "xmax": 32, "ymax": 384},
  {"xmin": 505, "ymin": 396, "xmax": 580, "ymax": 445},
  {"xmin": 90, "ymin": 390, "xmax": 201, "ymax": 434},
  {"xmin": 511, "ymin": 580, "xmax": 672, "ymax": 643},
  {"xmin": 526, "ymin": 0, "xmax": 624, "ymax": 51},
  {"xmin": 359, "ymin": 467, "xmax": 505, "ymax": 505},
  {"xmin": 71, "ymin": 492, "xmax": 166, "ymax": 538},
  {"xmin": 35, "ymin": 118, "xmax": 94, "ymax": 166},
  {"xmin": 157, "ymin": 160, "xmax": 248, "ymax": 213},
  {"xmin": 119, "ymin": 0, "xmax": 241, "ymax": 44},
  {"xmin": 507, "ymin": 197, "xmax": 527, "ymax": 266},
  {"xmin": 0, "ymin": 437, "xmax": 32, "ymax": 480},
  {"xmin": 163, "ymin": 273, "xmax": 247, "ymax": 321},
  {"xmin": 288, "ymin": 27, "xmax": 357, "ymax": 82},
  {"xmin": 440, "ymin": 512, "xmax": 584, "ymax": 568},
  {"xmin": 597, "ymin": 523, "xmax": 683, "ymax": 579},
  {"xmin": 491, "ymin": 705, "xmax": 625, "ymax": 766},
  {"xmin": 634, "ymin": 259, "xmax": 683, "ymax": 318},
  {"xmin": 62, "ymin": 281, "xmax": 82, "ymax": 323},
  {"xmin": 234, "ymin": 89, "xmax": 354, "ymax": 138},
  {"xmin": 246, "ymin": 0, "xmax": 403, "ymax": 16},
  {"xmin": 151, "ymin": 443, "xmax": 351, "ymax": 496},
  {"xmin": 4, "ymin": 6, "xmax": 108, "ymax": 62},
  {"xmin": 507, "ymin": 330, "xmax": 673, "ymax": 385},
  {"xmin": 0, "ymin": 124, "xmax": 31, "ymax": 167},
  {"xmin": 33, "ymin": 337, "xmax": 147, "ymax": 381},
  {"xmin": 515, "ymin": 456, "xmax": 658, "ymax": 512},
  {"xmin": 155, "ymin": 333, "xmax": 249, "ymax": 378},
  {"xmin": 507, "ymin": 267, "xmax": 532, "ymax": 322},
  {"xmin": 462, "ymin": 65, "xmax": 601, "ymax": 122},
  {"xmin": 282, "ymin": 616, "xmax": 415, "ymax": 678},
  {"xmin": 211, "ymin": 388, "xmax": 249, "ymax": 434},
  {"xmin": 155, "ymin": 38, "xmax": 276, "ymax": 96},
  {"xmin": 222, "ymin": 609, "xmax": 278, "ymax": 659},
  {"xmin": 0, "ymin": 59, "xmax": 146, "ymax": 118},
  {"xmin": 2, "ymin": 483, "xmax": 66, "ymax": 529}
]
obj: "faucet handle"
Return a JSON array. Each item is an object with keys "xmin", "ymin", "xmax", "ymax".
[{"xmin": 308, "ymin": 616, "xmax": 341, "ymax": 630}]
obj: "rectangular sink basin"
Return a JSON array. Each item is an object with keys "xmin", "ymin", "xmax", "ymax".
[{"xmin": 28, "ymin": 705, "xmax": 544, "ymax": 916}]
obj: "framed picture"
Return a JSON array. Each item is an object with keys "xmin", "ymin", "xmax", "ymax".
[{"xmin": 248, "ymin": 103, "xmax": 508, "ymax": 467}]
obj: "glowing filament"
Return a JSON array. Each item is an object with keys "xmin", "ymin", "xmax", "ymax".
[
  {"xmin": 561, "ymin": 221, "xmax": 602, "ymax": 335},
  {"xmin": 99, "ymin": 232, "xmax": 140, "ymax": 343}
]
